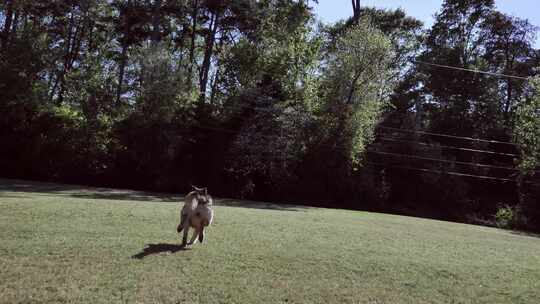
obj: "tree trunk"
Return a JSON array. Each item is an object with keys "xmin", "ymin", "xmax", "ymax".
[
  {"xmin": 504, "ymin": 80, "xmax": 513, "ymax": 118},
  {"xmin": 1, "ymin": 0, "xmax": 14, "ymax": 51},
  {"xmin": 503, "ymin": 47, "xmax": 514, "ymax": 122},
  {"xmin": 151, "ymin": 0, "xmax": 162, "ymax": 45},
  {"xmin": 199, "ymin": 13, "xmax": 219, "ymax": 103},
  {"xmin": 51, "ymin": 10, "xmax": 76, "ymax": 104},
  {"xmin": 198, "ymin": 12, "xmax": 220, "ymax": 104},
  {"xmin": 351, "ymin": 0, "xmax": 360, "ymax": 22},
  {"xmin": 10, "ymin": 8, "xmax": 19, "ymax": 36},
  {"xmin": 187, "ymin": 0, "xmax": 199, "ymax": 87},
  {"xmin": 346, "ymin": 72, "xmax": 362, "ymax": 104},
  {"xmin": 208, "ymin": 35, "xmax": 225, "ymax": 105},
  {"xmin": 116, "ymin": 43, "xmax": 128, "ymax": 106},
  {"xmin": 58, "ymin": 12, "xmax": 82, "ymax": 105},
  {"xmin": 209, "ymin": 66, "xmax": 220, "ymax": 105},
  {"xmin": 116, "ymin": 0, "xmax": 132, "ymax": 106}
]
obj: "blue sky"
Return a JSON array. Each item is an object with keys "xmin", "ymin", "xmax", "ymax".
[{"xmin": 314, "ymin": 0, "xmax": 540, "ymax": 47}]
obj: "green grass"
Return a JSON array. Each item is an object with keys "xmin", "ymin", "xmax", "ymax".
[{"xmin": 1, "ymin": 179, "xmax": 540, "ymax": 304}]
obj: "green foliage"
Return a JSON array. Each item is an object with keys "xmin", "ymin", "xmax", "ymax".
[
  {"xmin": 494, "ymin": 205, "xmax": 523, "ymax": 229},
  {"xmin": 219, "ymin": 2, "xmax": 323, "ymax": 195},
  {"xmin": 135, "ymin": 44, "xmax": 198, "ymax": 121},
  {"xmin": 514, "ymin": 77, "xmax": 540, "ymax": 174},
  {"xmin": 226, "ymin": 102, "xmax": 312, "ymax": 193},
  {"xmin": 513, "ymin": 77, "xmax": 540, "ymax": 231},
  {"xmin": 360, "ymin": 7, "xmax": 424, "ymax": 81},
  {"xmin": 320, "ymin": 19, "xmax": 393, "ymax": 166}
]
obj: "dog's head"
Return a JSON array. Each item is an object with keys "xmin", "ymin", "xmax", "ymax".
[{"xmin": 192, "ymin": 185, "xmax": 212, "ymax": 205}]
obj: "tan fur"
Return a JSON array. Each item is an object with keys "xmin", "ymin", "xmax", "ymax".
[
  {"xmin": 176, "ymin": 191, "xmax": 199, "ymax": 233},
  {"xmin": 187, "ymin": 200, "xmax": 214, "ymax": 244},
  {"xmin": 177, "ymin": 186, "xmax": 214, "ymax": 246}
]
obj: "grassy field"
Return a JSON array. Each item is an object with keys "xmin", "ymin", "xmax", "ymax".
[{"xmin": 1, "ymin": 179, "xmax": 540, "ymax": 304}]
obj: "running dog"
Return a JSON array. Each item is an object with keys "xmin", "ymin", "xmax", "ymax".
[{"xmin": 177, "ymin": 186, "xmax": 214, "ymax": 246}]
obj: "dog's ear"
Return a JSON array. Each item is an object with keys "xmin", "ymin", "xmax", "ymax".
[{"xmin": 191, "ymin": 185, "xmax": 207, "ymax": 195}]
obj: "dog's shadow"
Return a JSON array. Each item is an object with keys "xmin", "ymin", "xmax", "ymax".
[{"xmin": 131, "ymin": 243, "xmax": 190, "ymax": 259}]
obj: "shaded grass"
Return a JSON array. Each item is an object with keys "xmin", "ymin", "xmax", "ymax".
[{"xmin": 1, "ymin": 179, "xmax": 540, "ymax": 303}]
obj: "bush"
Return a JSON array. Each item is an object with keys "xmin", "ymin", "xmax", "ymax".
[{"xmin": 494, "ymin": 205, "xmax": 524, "ymax": 229}]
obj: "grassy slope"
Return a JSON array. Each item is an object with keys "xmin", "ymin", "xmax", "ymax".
[{"xmin": 1, "ymin": 179, "xmax": 539, "ymax": 304}]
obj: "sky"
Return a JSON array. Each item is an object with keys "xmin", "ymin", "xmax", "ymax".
[{"xmin": 314, "ymin": 0, "xmax": 540, "ymax": 48}]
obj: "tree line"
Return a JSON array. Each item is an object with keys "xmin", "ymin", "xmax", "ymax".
[{"xmin": 1, "ymin": 0, "xmax": 539, "ymax": 230}]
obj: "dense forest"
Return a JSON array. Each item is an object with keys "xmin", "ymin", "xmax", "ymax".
[{"xmin": 1, "ymin": 0, "xmax": 539, "ymax": 230}]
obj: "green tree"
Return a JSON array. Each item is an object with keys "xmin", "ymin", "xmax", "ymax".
[
  {"xmin": 418, "ymin": 0, "xmax": 497, "ymax": 136},
  {"xmin": 514, "ymin": 76, "xmax": 540, "ymax": 174},
  {"xmin": 481, "ymin": 12, "xmax": 539, "ymax": 122},
  {"xmin": 319, "ymin": 19, "xmax": 393, "ymax": 164},
  {"xmin": 295, "ymin": 18, "xmax": 394, "ymax": 204},
  {"xmin": 221, "ymin": 0, "xmax": 320, "ymax": 197},
  {"xmin": 514, "ymin": 76, "xmax": 540, "ymax": 229}
]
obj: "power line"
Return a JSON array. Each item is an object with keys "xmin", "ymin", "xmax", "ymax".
[
  {"xmin": 182, "ymin": 122, "xmax": 540, "ymax": 180},
  {"xmin": 196, "ymin": 96, "xmax": 521, "ymax": 150},
  {"xmin": 367, "ymin": 150, "xmax": 520, "ymax": 172},
  {"xmin": 378, "ymin": 126, "xmax": 518, "ymax": 146},
  {"xmin": 190, "ymin": 122, "xmax": 520, "ymax": 167},
  {"xmin": 210, "ymin": 102, "xmax": 521, "ymax": 148},
  {"xmin": 191, "ymin": 123, "xmax": 238, "ymax": 134},
  {"xmin": 413, "ymin": 60, "xmax": 531, "ymax": 81},
  {"xmin": 215, "ymin": 103, "xmax": 279, "ymax": 113},
  {"xmin": 366, "ymin": 162, "xmax": 518, "ymax": 183},
  {"xmin": 229, "ymin": 106, "xmax": 519, "ymax": 150},
  {"xmin": 367, "ymin": 162, "xmax": 540, "ymax": 187},
  {"xmin": 198, "ymin": 116, "xmax": 540, "ymax": 186},
  {"xmin": 191, "ymin": 122, "xmax": 524, "ymax": 172},
  {"xmin": 376, "ymin": 137, "xmax": 519, "ymax": 157}
]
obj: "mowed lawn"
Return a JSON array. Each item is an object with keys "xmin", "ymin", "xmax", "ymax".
[{"xmin": 1, "ymin": 180, "xmax": 539, "ymax": 304}]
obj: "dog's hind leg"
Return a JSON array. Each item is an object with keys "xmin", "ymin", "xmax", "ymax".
[{"xmin": 198, "ymin": 227, "xmax": 205, "ymax": 243}]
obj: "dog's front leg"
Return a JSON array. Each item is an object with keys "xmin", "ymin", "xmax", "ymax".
[
  {"xmin": 188, "ymin": 227, "xmax": 200, "ymax": 245},
  {"xmin": 176, "ymin": 223, "xmax": 183, "ymax": 233},
  {"xmin": 181, "ymin": 225, "xmax": 190, "ymax": 246},
  {"xmin": 177, "ymin": 212, "xmax": 188, "ymax": 233}
]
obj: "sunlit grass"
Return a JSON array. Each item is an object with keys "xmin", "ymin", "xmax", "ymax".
[{"xmin": 1, "ymin": 179, "xmax": 539, "ymax": 303}]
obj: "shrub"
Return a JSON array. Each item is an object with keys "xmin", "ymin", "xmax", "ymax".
[{"xmin": 494, "ymin": 205, "xmax": 524, "ymax": 229}]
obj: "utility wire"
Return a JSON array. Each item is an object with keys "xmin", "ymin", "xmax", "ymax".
[
  {"xmin": 366, "ymin": 162, "xmax": 517, "ymax": 183},
  {"xmin": 367, "ymin": 150, "xmax": 520, "ymax": 172},
  {"xmin": 183, "ymin": 122, "xmax": 540, "ymax": 182},
  {"xmin": 367, "ymin": 162, "xmax": 540, "ymax": 187},
  {"xmin": 376, "ymin": 137, "xmax": 519, "ymax": 157},
  {"xmin": 191, "ymin": 122, "xmax": 525, "ymax": 172},
  {"xmin": 378, "ymin": 126, "xmax": 518, "ymax": 146},
  {"xmin": 413, "ymin": 60, "xmax": 532, "ymax": 81},
  {"xmin": 205, "ymin": 101, "xmax": 521, "ymax": 148},
  {"xmin": 191, "ymin": 123, "xmax": 238, "ymax": 134}
]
